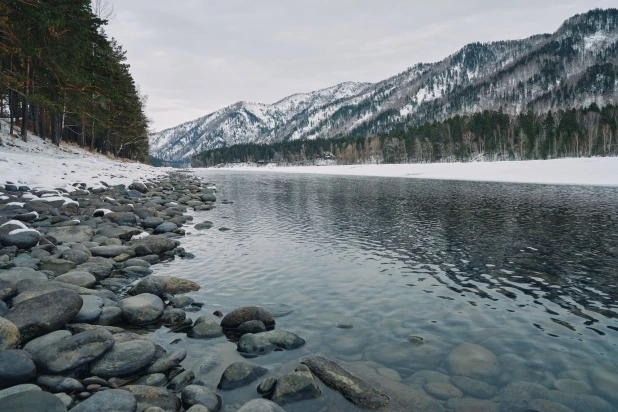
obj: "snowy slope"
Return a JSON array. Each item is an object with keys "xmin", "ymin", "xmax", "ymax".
[
  {"xmin": 152, "ymin": 8, "xmax": 618, "ymax": 163},
  {"xmin": 0, "ymin": 121, "xmax": 167, "ymax": 191}
]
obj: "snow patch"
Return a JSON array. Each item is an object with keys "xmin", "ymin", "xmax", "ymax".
[
  {"xmin": 1, "ymin": 220, "xmax": 29, "ymax": 229},
  {"xmin": 131, "ymin": 232, "xmax": 150, "ymax": 240},
  {"xmin": 8, "ymin": 228, "xmax": 40, "ymax": 236}
]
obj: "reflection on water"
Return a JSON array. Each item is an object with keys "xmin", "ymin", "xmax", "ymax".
[{"xmin": 148, "ymin": 172, "xmax": 618, "ymax": 411}]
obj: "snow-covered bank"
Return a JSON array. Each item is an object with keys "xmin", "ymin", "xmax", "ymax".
[
  {"xmin": 0, "ymin": 122, "xmax": 167, "ymax": 191},
  {"xmin": 213, "ymin": 157, "xmax": 618, "ymax": 187}
]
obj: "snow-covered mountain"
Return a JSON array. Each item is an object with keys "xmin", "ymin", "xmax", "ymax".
[{"xmin": 151, "ymin": 8, "xmax": 618, "ymax": 163}]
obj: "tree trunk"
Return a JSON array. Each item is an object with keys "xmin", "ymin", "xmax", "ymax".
[
  {"xmin": 39, "ymin": 107, "xmax": 46, "ymax": 140},
  {"xmin": 21, "ymin": 59, "xmax": 29, "ymax": 142},
  {"xmin": 79, "ymin": 115, "xmax": 85, "ymax": 146},
  {"xmin": 51, "ymin": 114, "xmax": 60, "ymax": 146}
]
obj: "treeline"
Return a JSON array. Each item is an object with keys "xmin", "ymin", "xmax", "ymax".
[
  {"xmin": 192, "ymin": 104, "xmax": 618, "ymax": 167},
  {"xmin": 0, "ymin": 0, "xmax": 149, "ymax": 160}
]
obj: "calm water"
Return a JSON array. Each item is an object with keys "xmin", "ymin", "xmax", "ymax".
[{"xmin": 147, "ymin": 171, "xmax": 618, "ymax": 411}]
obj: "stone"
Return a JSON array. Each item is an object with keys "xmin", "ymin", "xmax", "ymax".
[
  {"xmin": 60, "ymin": 249, "xmax": 91, "ymax": 265},
  {"xmin": 129, "ymin": 182, "xmax": 148, "ymax": 193},
  {"xmin": 528, "ymin": 399, "xmax": 577, "ymax": 412},
  {"xmin": 135, "ymin": 373, "xmax": 168, "ymax": 387},
  {"xmin": 237, "ymin": 399, "xmax": 286, "ymax": 412},
  {"xmin": 55, "ymin": 271, "xmax": 97, "ymax": 288},
  {"xmin": 23, "ymin": 330, "xmax": 72, "ymax": 354},
  {"xmin": 188, "ymin": 316, "xmax": 223, "ymax": 339},
  {"xmin": 97, "ymin": 307, "xmax": 122, "ymax": 326},
  {"xmin": 0, "ymin": 390, "xmax": 67, "ymax": 412},
  {"xmin": 89, "ymin": 340, "xmax": 156, "ymax": 378},
  {"xmin": 218, "ymin": 362, "xmax": 269, "ymax": 390},
  {"xmin": 377, "ymin": 367, "xmax": 401, "ymax": 382},
  {"xmin": 301, "ymin": 355, "xmax": 389, "ymax": 409},
  {"xmin": 1, "ymin": 229, "xmax": 40, "ymax": 249},
  {"xmin": 142, "ymin": 217, "xmax": 165, "ymax": 229},
  {"xmin": 0, "ymin": 317, "xmax": 20, "ymax": 349},
  {"xmin": 31, "ymin": 328, "xmax": 114, "ymax": 374},
  {"xmin": 450, "ymin": 375, "xmax": 497, "ymax": 399},
  {"xmin": 0, "ymin": 384, "xmax": 41, "ymax": 400},
  {"xmin": 90, "ymin": 245, "xmax": 136, "ymax": 258},
  {"xmin": 180, "ymin": 385, "xmax": 221, "ymax": 411},
  {"xmin": 161, "ymin": 309, "xmax": 186, "ymax": 326},
  {"xmin": 168, "ymin": 369, "xmax": 195, "ymax": 392},
  {"xmin": 0, "ymin": 349, "xmax": 36, "ymax": 387},
  {"xmin": 130, "ymin": 275, "xmax": 200, "ymax": 297},
  {"xmin": 70, "ymin": 389, "xmax": 137, "ymax": 412},
  {"xmin": 147, "ymin": 349, "xmax": 187, "ymax": 374},
  {"xmin": 424, "ymin": 382, "xmax": 462, "ymax": 400},
  {"xmin": 201, "ymin": 193, "xmax": 216, "ymax": 202},
  {"xmin": 36, "ymin": 375, "xmax": 84, "ymax": 393},
  {"xmin": 238, "ymin": 320, "xmax": 267, "ymax": 334},
  {"xmin": 220, "ymin": 306, "xmax": 275, "ymax": 329},
  {"xmin": 73, "ymin": 295, "xmax": 104, "ymax": 323},
  {"xmin": 118, "ymin": 293, "xmax": 164, "ymax": 325},
  {"xmin": 4, "ymin": 289, "xmax": 83, "ymax": 341},
  {"xmin": 446, "ymin": 343, "xmax": 500, "ymax": 381},
  {"xmin": 129, "ymin": 236, "xmax": 177, "ymax": 255},
  {"xmin": 237, "ymin": 331, "xmax": 305, "ymax": 356},
  {"xmin": 589, "ymin": 369, "xmax": 618, "ymax": 404},
  {"xmin": 194, "ymin": 222, "xmax": 213, "ymax": 230},
  {"xmin": 445, "ymin": 398, "xmax": 499, "ymax": 412},
  {"xmin": 198, "ymin": 354, "xmax": 220, "ymax": 375},
  {"xmin": 553, "ymin": 378, "xmax": 592, "ymax": 395},
  {"xmin": 46, "ymin": 226, "xmax": 94, "ymax": 244},
  {"xmin": 0, "ymin": 267, "xmax": 47, "ymax": 284},
  {"xmin": 272, "ymin": 369, "xmax": 321, "ymax": 406},
  {"xmin": 39, "ymin": 258, "xmax": 77, "ymax": 276},
  {"xmin": 54, "ymin": 393, "xmax": 72, "ymax": 409},
  {"xmin": 258, "ymin": 377, "xmax": 277, "ymax": 395},
  {"xmin": 120, "ymin": 385, "xmax": 181, "ymax": 412},
  {"xmin": 0, "ymin": 279, "xmax": 17, "ymax": 300},
  {"xmin": 154, "ymin": 222, "xmax": 178, "ymax": 234}
]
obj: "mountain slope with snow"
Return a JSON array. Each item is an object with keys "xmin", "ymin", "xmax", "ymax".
[{"xmin": 151, "ymin": 8, "xmax": 618, "ymax": 163}]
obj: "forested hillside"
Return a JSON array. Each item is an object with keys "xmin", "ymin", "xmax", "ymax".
[
  {"xmin": 0, "ymin": 0, "xmax": 149, "ymax": 160},
  {"xmin": 192, "ymin": 104, "xmax": 618, "ymax": 167}
]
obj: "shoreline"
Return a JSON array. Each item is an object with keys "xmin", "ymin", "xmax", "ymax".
[{"xmin": 211, "ymin": 156, "xmax": 618, "ymax": 187}]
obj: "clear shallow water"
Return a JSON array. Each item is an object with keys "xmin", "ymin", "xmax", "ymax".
[{"xmin": 148, "ymin": 171, "xmax": 618, "ymax": 411}]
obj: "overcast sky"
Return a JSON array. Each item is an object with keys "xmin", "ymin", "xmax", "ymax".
[{"xmin": 105, "ymin": 0, "xmax": 615, "ymax": 131}]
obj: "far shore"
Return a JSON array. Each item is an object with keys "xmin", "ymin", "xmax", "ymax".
[{"xmin": 205, "ymin": 157, "xmax": 618, "ymax": 187}]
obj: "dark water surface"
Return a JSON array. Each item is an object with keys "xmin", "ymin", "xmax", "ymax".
[{"xmin": 148, "ymin": 171, "xmax": 618, "ymax": 411}]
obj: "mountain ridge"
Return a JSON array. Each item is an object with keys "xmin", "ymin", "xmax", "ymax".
[{"xmin": 151, "ymin": 8, "xmax": 618, "ymax": 162}]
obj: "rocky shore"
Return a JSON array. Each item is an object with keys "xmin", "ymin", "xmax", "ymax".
[{"xmin": 0, "ymin": 171, "xmax": 395, "ymax": 412}]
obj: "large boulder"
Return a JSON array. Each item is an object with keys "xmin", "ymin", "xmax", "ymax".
[
  {"xmin": 218, "ymin": 362, "xmax": 268, "ymax": 390},
  {"xmin": 0, "ymin": 390, "xmax": 67, "ymax": 412},
  {"xmin": 4, "ymin": 289, "xmax": 83, "ymax": 341},
  {"xmin": 220, "ymin": 307, "xmax": 275, "ymax": 329},
  {"xmin": 31, "ymin": 328, "xmax": 114, "ymax": 374},
  {"xmin": 238, "ymin": 331, "xmax": 305, "ymax": 356},
  {"xmin": 446, "ymin": 343, "xmax": 500, "ymax": 381},
  {"xmin": 118, "ymin": 293, "xmax": 164, "ymax": 325},
  {"xmin": 0, "ymin": 317, "xmax": 20, "ymax": 349},
  {"xmin": 46, "ymin": 226, "xmax": 94, "ymax": 244},
  {"xmin": 0, "ymin": 349, "xmax": 36, "ymax": 387},
  {"xmin": 130, "ymin": 275, "xmax": 200, "ymax": 297},
  {"xmin": 69, "ymin": 389, "xmax": 137, "ymax": 412},
  {"xmin": 89, "ymin": 340, "xmax": 156, "ymax": 378},
  {"xmin": 301, "ymin": 355, "xmax": 389, "ymax": 409},
  {"xmin": 120, "ymin": 385, "xmax": 180, "ymax": 412}
]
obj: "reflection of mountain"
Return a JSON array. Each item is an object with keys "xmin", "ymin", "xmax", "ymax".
[{"xmin": 152, "ymin": 9, "xmax": 618, "ymax": 163}]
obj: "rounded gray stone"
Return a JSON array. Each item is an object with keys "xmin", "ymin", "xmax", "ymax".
[
  {"xmin": 89, "ymin": 340, "xmax": 156, "ymax": 378},
  {"xmin": 0, "ymin": 383, "xmax": 41, "ymax": 400},
  {"xmin": 153, "ymin": 222, "xmax": 178, "ymax": 234},
  {"xmin": 218, "ymin": 362, "xmax": 268, "ymax": 390},
  {"xmin": 0, "ymin": 316, "xmax": 20, "ymax": 349},
  {"xmin": 188, "ymin": 316, "xmax": 223, "ymax": 339},
  {"xmin": 118, "ymin": 293, "xmax": 164, "ymax": 325},
  {"xmin": 23, "ymin": 330, "xmax": 72, "ymax": 354},
  {"xmin": 0, "ymin": 390, "xmax": 67, "ymax": 412},
  {"xmin": 73, "ymin": 295, "xmax": 104, "ymax": 323},
  {"xmin": 70, "ymin": 389, "xmax": 137, "ymax": 412},
  {"xmin": 55, "ymin": 271, "xmax": 97, "ymax": 288},
  {"xmin": 181, "ymin": 385, "xmax": 221, "ymax": 411},
  {"xmin": 0, "ymin": 349, "xmax": 36, "ymax": 387},
  {"xmin": 237, "ymin": 399, "xmax": 286, "ymax": 412}
]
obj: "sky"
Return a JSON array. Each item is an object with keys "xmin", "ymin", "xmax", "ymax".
[{"xmin": 104, "ymin": 0, "xmax": 616, "ymax": 132}]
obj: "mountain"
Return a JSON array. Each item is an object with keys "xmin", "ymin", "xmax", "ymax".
[{"xmin": 151, "ymin": 8, "xmax": 618, "ymax": 163}]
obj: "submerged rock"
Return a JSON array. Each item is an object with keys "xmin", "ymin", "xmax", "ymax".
[
  {"xmin": 130, "ymin": 275, "xmax": 200, "ymax": 297},
  {"xmin": 218, "ymin": 362, "xmax": 268, "ymax": 390},
  {"xmin": 220, "ymin": 306, "xmax": 275, "ymax": 329},
  {"xmin": 301, "ymin": 355, "xmax": 389, "ymax": 409},
  {"xmin": 446, "ymin": 343, "xmax": 500, "ymax": 381},
  {"xmin": 181, "ymin": 385, "xmax": 221, "ymax": 411},
  {"xmin": 187, "ymin": 316, "xmax": 223, "ymax": 339},
  {"xmin": 272, "ymin": 368, "xmax": 321, "ymax": 406},
  {"xmin": 237, "ymin": 330, "xmax": 305, "ymax": 356}
]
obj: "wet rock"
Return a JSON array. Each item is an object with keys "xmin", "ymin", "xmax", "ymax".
[
  {"xmin": 31, "ymin": 328, "xmax": 114, "ymax": 374},
  {"xmin": 188, "ymin": 316, "xmax": 223, "ymax": 339},
  {"xmin": 447, "ymin": 343, "xmax": 500, "ymax": 381},
  {"xmin": 168, "ymin": 369, "xmax": 195, "ymax": 392},
  {"xmin": 154, "ymin": 222, "xmax": 178, "ymax": 234},
  {"xmin": 528, "ymin": 399, "xmax": 576, "ymax": 412},
  {"xmin": 301, "ymin": 355, "xmax": 389, "ymax": 409},
  {"xmin": 0, "ymin": 349, "xmax": 36, "ymax": 387},
  {"xmin": 0, "ymin": 317, "xmax": 20, "ymax": 349},
  {"xmin": 424, "ymin": 382, "xmax": 462, "ymax": 400},
  {"xmin": 237, "ymin": 399, "xmax": 286, "ymax": 412},
  {"xmin": 135, "ymin": 373, "xmax": 168, "ymax": 387},
  {"xmin": 258, "ymin": 377, "xmax": 277, "ymax": 395},
  {"xmin": 73, "ymin": 295, "xmax": 104, "ymax": 323},
  {"xmin": 237, "ymin": 331, "xmax": 305, "ymax": 356},
  {"xmin": 220, "ymin": 306, "xmax": 275, "ymax": 329},
  {"xmin": 545, "ymin": 390, "xmax": 613, "ymax": 412},
  {"xmin": 90, "ymin": 245, "xmax": 136, "ymax": 259},
  {"xmin": 238, "ymin": 320, "xmax": 267, "ymax": 334},
  {"xmin": 0, "ymin": 267, "xmax": 47, "ymax": 284},
  {"xmin": 181, "ymin": 385, "xmax": 221, "ymax": 412},
  {"xmin": 199, "ymin": 354, "xmax": 220, "ymax": 374},
  {"xmin": 451, "ymin": 375, "xmax": 497, "ymax": 399},
  {"xmin": 272, "ymin": 369, "xmax": 321, "ymax": 406},
  {"xmin": 130, "ymin": 275, "xmax": 200, "ymax": 297},
  {"xmin": 97, "ymin": 307, "xmax": 122, "ymax": 326},
  {"xmin": 445, "ymin": 398, "xmax": 499, "ymax": 412},
  {"xmin": 120, "ymin": 385, "xmax": 181, "ymax": 412},
  {"xmin": 129, "ymin": 236, "xmax": 178, "ymax": 255},
  {"xmin": 60, "ymin": 249, "xmax": 91, "ymax": 265},
  {"xmin": 218, "ymin": 361, "xmax": 269, "ymax": 390},
  {"xmin": 589, "ymin": 369, "xmax": 618, "ymax": 405},
  {"xmin": 37, "ymin": 375, "xmax": 84, "ymax": 393},
  {"xmin": 4, "ymin": 288, "xmax": 83, "ymax": 341},
  {"xmin": 0, "ymin": 383, "xmax": 41, "ymax": 400},
  {"xmin": 193, "ymin": 222, "xmax": 212, "ymax": 230},
  {"xmin": 39, "ymin": 258, "xmax": 77, "ymax": 276},
  {"xmin": 23, "ymin": 330, "xmax": 72, "ymax": 354},
  {"xmin": 1, "ymin": 229, "xmax": 40, "ymax": 249},
  {"xmin": 0, "ymin": 390, "xmax": 67, "ymax": 412},
  {"xmin": 0, "ymin": 279, "xmax": 17, "ymax": 300},
  {"xmin": 118, "ymin": 293, "xmax": 164, "ymax": 325},
  {"xmin": 553, "ymin": 378, "xmax": 592, "ymax": 395},
  {"xmin": 500, "ymin": 382, "xmax": 549, "ymax": 412},
  {"xmin": 368, "ymin": 341, "xmax": 442, "ymax": 371},
  {"xmin": 89, "ymin": 340, "xmax": 156, "ymax": 378},
  {"xmin": 377, "ymin": 367, "xmax": 401, "ymax": 382},
  {"xmin": 168, "ymin": 296, "xmax": 194, "ymax": 308},
  {"xmin": 147, "ymin": 349, "xmax": 187, "ymax": 374},
  {"xmin": 70, "ymin": 389, "xmax": 137, "ymax": 412},
  {"xmin": 55, "ymin": 271, "xmax": 97, "ymax": 288},
  {"xmin": 129, "ymin": 182, "xmax": 148, "ymax": 193},
  {"xmin": 201, "ymin": 193, "xmax": 216, "ymax": 202}
]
